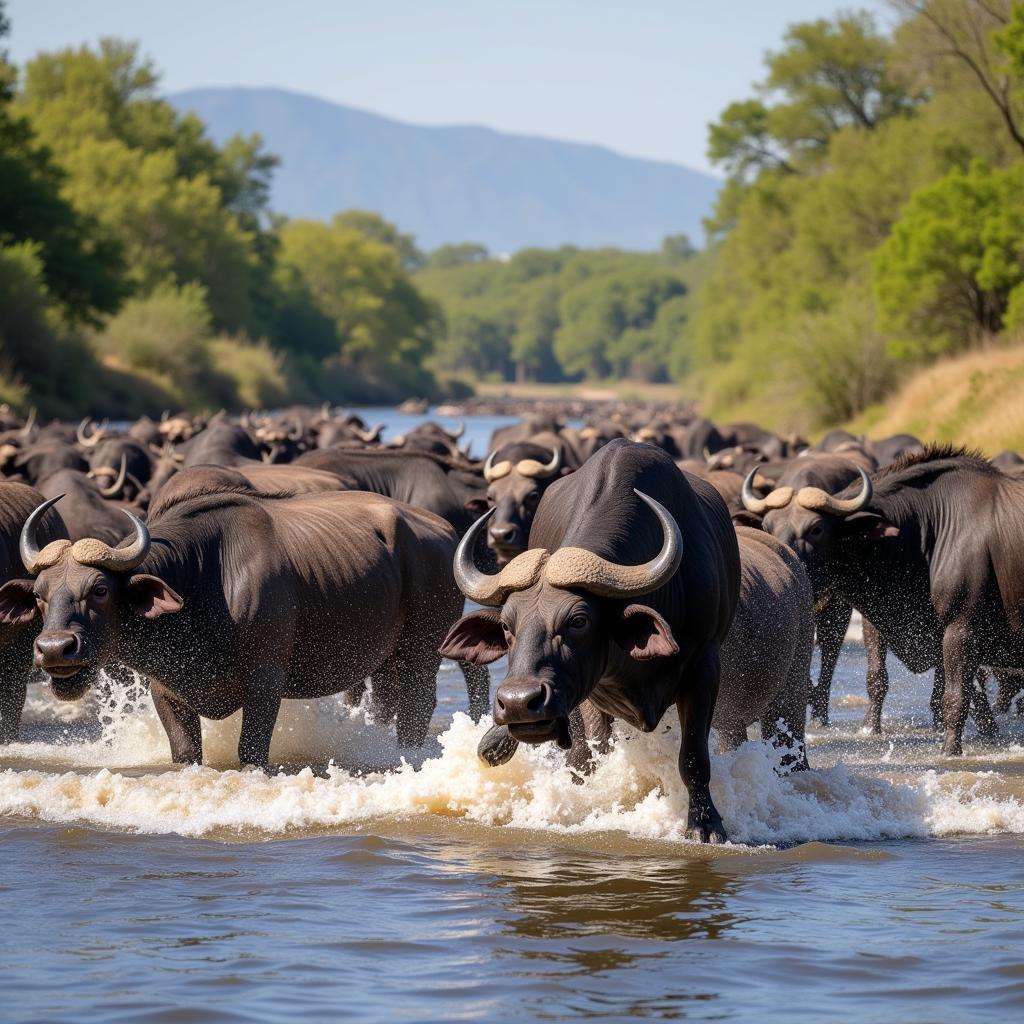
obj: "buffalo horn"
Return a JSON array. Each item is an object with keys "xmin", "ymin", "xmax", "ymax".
[
  {"xmin": 543, "ymin": 490, "xmax": 682, "ymax": 598},
  {"xmin": 483, "ymin": 451, "xmax": 512, "ymax": 482},
  {"xmin": 516, "ymin": 446, "xmax": 561, "ymax": 480},
  {"xmin": 452, "ymin": 508, "xmax": 548, "ymax": 606},
  {"xmin": 98, "ymin": 455, "xmax": 128, "ymax": 498},
  {"xmin": 740, "ymin": 469, "xmax": 795, "ymax": 515},
  {"xmin": 795, "ymin": 465, "xmax": 873, "ymax": 516},
  {"xmin": 452, "ymin": 489, "xmax": 682, "ymax": 605},
  {"xmin": 77, "ymin": 418, "xmax": 106, "ymax": 448},
  {"xmin": 20, "ymin": 495, "xmax": 66, "ymax": 574}
]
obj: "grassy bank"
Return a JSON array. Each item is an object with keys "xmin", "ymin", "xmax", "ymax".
[{"xmin": 847, "ymin": 343, "xmax": 1024, "ymax": 454}]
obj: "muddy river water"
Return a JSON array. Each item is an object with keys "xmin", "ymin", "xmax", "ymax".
[{"xmin": 2, "ymin": 412, "xmax": 1023, "ymax": 1022}]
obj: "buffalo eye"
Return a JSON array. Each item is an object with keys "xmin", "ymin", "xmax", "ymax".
[
  {"xmin": 568, "ymin": 613, "xmax": 589, "ymax": 631},
  {"xmin": 523, "ymin": 490, "xmax": 541, "ymax": 509},
  {"xmin": 807, "ymin": 523, "xmax": 824, "ymax": 540},
  {"xmin": 92, "ymin": 583, "xmax": 109, "ymax": 599}
]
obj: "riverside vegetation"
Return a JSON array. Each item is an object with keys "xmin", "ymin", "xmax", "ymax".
[{"xmin": 5, "ymin": 2, "xmax": 1024, "ymax": 449}]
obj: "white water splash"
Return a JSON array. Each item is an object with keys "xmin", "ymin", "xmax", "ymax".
[{"xmin": 5, "ymin": 678, "xmax": 1024, "ymax": 846}]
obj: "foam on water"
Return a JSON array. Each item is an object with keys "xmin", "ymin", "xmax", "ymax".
[{"xmin": 5, "ymin": 676, "xmax": 1024, "ymax": 846}]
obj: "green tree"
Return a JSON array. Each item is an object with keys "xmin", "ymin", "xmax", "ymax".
[
  {"xmin": 0, "ymin": 4, "xmax": 124, "ymax": 323},
  {"xmin": 874, "ymin": 161, "xmax": 1024, "ymax": 348},
  {"xmin": 332, "ymin": 210, "xmax": 424, "ymax": 270},
  {"xmin": 708, "ymin": 12, "xmax": 918, "ymax": 183},
  {"xmin": 17, "ymin": 38, "xmax": 277, "ymax": 333},
  {"xmin": 275, "ymin": 218, "xmax": 441, "ymax": 374}
]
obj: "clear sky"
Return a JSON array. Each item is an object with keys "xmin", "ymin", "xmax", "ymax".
[{"xmin": 5, "ymin": 0, "xmax": 888, "ymax": 173}]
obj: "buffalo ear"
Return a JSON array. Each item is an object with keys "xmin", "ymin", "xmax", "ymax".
[
  {"xmin": 614, "ymin": 604, "xmax": 680, "ymax": 660},
  {"xmin": 439, "ymin": 609, "xmax": 508, "ymax": 665},
  {"xmin": 731, "ymin": 510, "xmax": 763, "ymax": 529},
  {"xmin": 126, "ymin": 574, "xmax": 184, "ymax": 620},
  {"xmin": 0, "ymin": 580, "xmax": 39, "ymax": 625},
  {"xmin": 463, "ymin": 497, "xmax": 488, "ymax": 517},
  {"xmin": 843, "ymin": 511, "xmax": 899, "ymax": 539}
]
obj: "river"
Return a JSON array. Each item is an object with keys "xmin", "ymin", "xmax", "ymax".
[{"xmin": 2, "ymin": 410, "xmax": 1023, "ymax": 1022}]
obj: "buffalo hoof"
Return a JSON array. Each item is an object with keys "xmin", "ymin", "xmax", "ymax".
[
  {"xmin": 477, "ymin": 724, "xmax": 519, "ymax": 767},
  {"xmin": 686, "ymin": 817, "xmax": 727, "ymax": 845},
  {"xmin": 861, "ymin": 714, "xmax": 882, "ymax": 735},
  {"xmin": 941, "ymin": 739, "xmax": 962, "ymax": 757}
]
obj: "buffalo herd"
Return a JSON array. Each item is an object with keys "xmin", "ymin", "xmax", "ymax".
[{"xmin": 1, "ymin": 401, "xmax": 1023, "ymax": 843}]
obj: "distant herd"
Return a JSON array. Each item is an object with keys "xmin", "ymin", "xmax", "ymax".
[{"xmin": 2, "ymin": 400, "xmax": 1023, "ymax": 844}]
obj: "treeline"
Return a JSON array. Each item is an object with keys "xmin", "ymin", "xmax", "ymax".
[
  {"xmin": 689, "ymin": 0, "xmax": 1024, "ymax": 429},
  {"xmin": 0, "ymin": 5, "xmax": 449, "ymax": 416},
  {"xmin": 415, "ymin": 236, "xmax": 700, "ymax": 384}
]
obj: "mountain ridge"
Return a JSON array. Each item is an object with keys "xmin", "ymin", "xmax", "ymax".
[{"xmin": 170, "ymin": 86, "xmax": 720, "ymax": 252}]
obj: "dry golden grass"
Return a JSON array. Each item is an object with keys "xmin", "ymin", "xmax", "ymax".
[{"xmin": 848, "ymin": 343, "xmax": 1024, "ymax": 454}]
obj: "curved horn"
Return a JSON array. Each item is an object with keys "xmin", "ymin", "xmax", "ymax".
[
  {"xmin": 444, "ymin": 419, "xmax": 465, "ymax": 441},
  {"xmin": 796, "ymin": 465, "xmax": 873, "ymax": 516},
  {"xmin": 356, "ymin": 423, "xmax": 384, "ymax": 443},
  {"xmin": 517, "ymin": 446, "xmax": 561, "ymax": 480},
  {"xmin": 287, "ymin": 421, "xmax": 303, "ymax": 441},
  {"xmin": 161, "ymin": 410, "xmax": 170, "ymax": 423},
  {"xmin": 543, "ymin": 490, "xmax": 682, "ymax": 598},
  {"xmin": 740, "ymin": 469, "xmax": 794, "ymax": 516},
  {"xmin": 71, "ymin": 509, "xmax": 151, "ymax": 571},
  {"xmin": 483, "ymin": 450, "xmax": 513, "ymax": 482},
  {"xmin": 452, "ymin": 508, "xmax": 548, "ymax": 606},
  {"xmin": 20, "ymin": 495, "xmax": 66, "ymax": 574},
  {"xmin": 77, "ymin": 417, "xmax": 102, "ymax": 448},
  {"xmin": 20, "ymin": 408, "xmax": 36, "ymax": 438},
  {"xmin": 98, "ymin": 455, "xmax": 128, "ymax": 498}
]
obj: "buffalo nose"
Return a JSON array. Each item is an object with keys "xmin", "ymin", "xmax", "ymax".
[
  {"xmin": 488, "ymin": 524, "xmax": 520, "ymax": 546},
  {"xmin": 35, "ymin": 632, "xmax": 79, "ymax": 665},
  {"xmin": 494, "ymin": 679, "xmax": 554, "ymax": 725}
]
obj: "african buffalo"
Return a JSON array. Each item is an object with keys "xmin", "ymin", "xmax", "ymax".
[
  {"xmin": 742, "ymin": 446, "xmax": 1023, "ymax": 755},
  {"xmin": 0, "ymin": 477, "xmax": 464, "ymax": 767},
  {"xmin": 440, "ymin": 440, "xmax": 740, "ymax": 842},
  {"xmin": 482, "ymin": 442, "xmax": 565, "ymax": 565}
]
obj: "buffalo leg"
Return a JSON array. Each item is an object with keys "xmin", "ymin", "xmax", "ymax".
[
  {"xmin": 941, "ymin": 624, "xmax": 978, "ymax": 757},
  {"xmin": 388, "ymin": 651, "xmax": 437, "ymax": 749},
  {"xmin": 565, "ymin": 701, "xmax": 613, "ymax": 778},
  {"xmin": 459, "ymin": 660, "xmax": 491, "ymax": 723},
  {"xmin": 994, "ymin": 670, "xmax": 1024, "ymax": 716},
  {"xmin": 969, "ymin": 671, "xmax": 998, "ymax": 740},
  {"xmin": 811, "ymin": 599, "xmax": 852, "ymax": 726},
  {"xmin": 715, "ymin": 721, "xmax": 748, "ymax": 754},
  {"xmin": 150, "ymin": 680, "xmax": 202, "ymax": 764},
  {"xmin": 862, "ymin": 620, "xmax": 889, "ymax": 735},
  {"xmin": 930, "ymin": 664, "xmax": 945, "ymax": 730},
  {"xmin": 0, "ymin": 676, "xmax": 27, "ymax": 745},
  {"xmin": 238, "ymin": 670, "xmax": 283, "ymax": 769},
  {"xmin": 677, "ymin": 649, "xmax": 727, "ymax": 844}
]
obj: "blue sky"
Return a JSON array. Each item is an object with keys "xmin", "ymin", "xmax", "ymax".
[{"xmin": 6, "ymin": 0, "xmax": 888, "ymax": 173}]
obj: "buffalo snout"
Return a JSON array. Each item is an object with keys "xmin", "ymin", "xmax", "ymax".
[
  {"xmin": 35, "ymin": 631, "xmax": 81, "ymax": 667},
  {"xmin": 488, "ymin": 524, "xmax": 520, "ymax": 547},
  {"xmin": 494, "ymin": 677, "xmax": 569, "ymax": 746}
]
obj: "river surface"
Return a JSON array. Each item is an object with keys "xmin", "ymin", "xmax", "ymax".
[{"xmin": 3, "ymin": 411, "xmax": 1024, "ymax": 1023}]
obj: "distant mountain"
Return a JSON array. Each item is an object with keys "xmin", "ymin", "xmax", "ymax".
[{"xmin": 171, "ymin": 87, "xmax": 720, "ymax": 253}]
